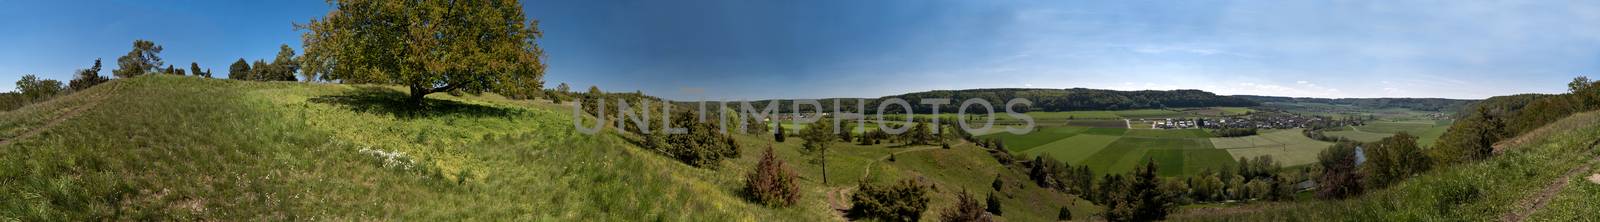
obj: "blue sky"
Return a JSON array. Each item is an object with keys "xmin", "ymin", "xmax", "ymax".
[{"xmin": 3, "ymin": 1, "xmax": 1598, "ymax": 100}]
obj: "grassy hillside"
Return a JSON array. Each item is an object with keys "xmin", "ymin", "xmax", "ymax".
[
  {"xmin": 1176, "ymin": 111, "xmax": 1600, "ymax": 221},
  {"xmin": 0, "ymin": 76, "xmax": 1092, "ymax": 221}
]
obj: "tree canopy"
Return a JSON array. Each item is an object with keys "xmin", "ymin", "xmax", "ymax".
[
  {"xmin": 300, "ymin": 0, "xmax": 548, "ymax": 105},
  {"xmin": 113, "ymin": 40, "xmax": 163, "ymax": 78}
]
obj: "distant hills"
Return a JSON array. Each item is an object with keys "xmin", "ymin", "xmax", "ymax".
[
  {"xmin": 1232, "ymin": 95, "xmax": 1477, "ymax": 112},
  {"xmin": 662, "ymin": 88, "xmax": 1489, "ymax": 114}
]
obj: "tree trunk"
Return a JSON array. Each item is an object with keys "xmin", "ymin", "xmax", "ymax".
[
  {"xmin": 409, "ymin": 86, "xmax": 430, "ymax": 106},
  {"xmin": 822, "ymin": 149, "xmax": 829, "ymax": 185}
]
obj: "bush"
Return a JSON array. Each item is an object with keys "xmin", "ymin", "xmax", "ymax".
[
  {"xmin": 850, "ymin": 179, "xmax": 931, "ymax": 222},
  {"xmin": 1058, "ymin": 206, "xmax": 1072, "ymax": 221},
  {"xmin": 745, "ymin": 146, "xmax": 801, "ymax": 206},
  {"xmin": 1316, "ymin": 142, "xmax": 1364, "ymax": 199},
  {"xmin": 657, "ymin": 111, "xmax": 740, "ymax": 168},
  {"xmin": 984, "ymin": 192, "xmax": 1002, "ymax": 216},
  {"xmin": 1363, "ymin": 132, "xmax": 1432, "ymax": 188},
  {"xmin": 938, "ymin": 190, "xmax": 992, "ymax": 222}
]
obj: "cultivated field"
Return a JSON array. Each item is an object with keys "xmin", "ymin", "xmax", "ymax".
[{"xmin": 1210, "ymin": 129, "xmax": 1334, "ymax": 167}]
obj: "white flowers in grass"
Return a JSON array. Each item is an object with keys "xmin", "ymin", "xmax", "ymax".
[{"xmin": 359, "ymin": 147, "xmax": 414, "ymax": 170}]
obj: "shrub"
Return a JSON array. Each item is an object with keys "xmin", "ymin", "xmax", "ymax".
[
  {"xmin": 984, "ymin": 192, "xmax": 1002, "ymax": 216},
  {"xmin": 1058, "ymin": 206, "xmax": 1072, "ymax": 221},
  {"xmin": 745, "ymin": 146, "xmax": 801, "ymax": 207},
  {"xmin": 1362, "ymin": 132, "xmax": 1431, "ymax": 189},
  {"xmin": 1316, "ymin": 142, "xmax": 1364, "ymax": 199},
  {"xmin": 938, "ymin": 190, "xmax": 992, "ymax": 222},
  {"xmin": 850, "ymin": 179, "xmax": 931, "ymax": 222},
  {"xmin": 658, "ymin": 111, "xmax": 741, "ymax": 168}
]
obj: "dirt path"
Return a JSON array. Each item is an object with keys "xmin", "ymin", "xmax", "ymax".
[
  {"xmin": 823, "ymin": 145, "xmax": 945, "ymax": 221},
  {"xmin": 0, "ymin": 84, "xmax": 118, "ymax": 147},
  {"xmin": 1500, "ymin": 138, "xmax": 1600, "ymax": 222}
]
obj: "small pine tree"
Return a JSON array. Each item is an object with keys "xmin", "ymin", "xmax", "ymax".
[
  {"xmin": 938, "ymin": 190, "xmax": 992, "ymax": 222},
  {"xmin": 1058, "ymin": 207, "xmax": 1072, "ymax": 221},
  {"xmin": 985, "ymin": 192, "xmax": 1002, "ymax": 216},
  {"xmin": 746, "ymin": 146, "xmax": 801, "ymax": 206},
  {"xmin": 774, "ymin": 121, "xmax": 786, "ymax": 142}
]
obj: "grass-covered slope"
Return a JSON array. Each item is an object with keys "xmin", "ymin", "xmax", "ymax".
[
  {"xmin": 0, "ymin": 76, "xmax": 825, "ymax": 220},
  {"xmin": 0, "ymin": 76, "xmax": 1091, "ymax": 221},
  {"xmin": 1176, "ymin": 111, "xmax": 1600, "ymax": 221}
]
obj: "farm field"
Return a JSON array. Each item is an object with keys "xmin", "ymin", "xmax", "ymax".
[
  {"xmin": 1323, "ymin": 120, "xmax": 1455, "ymax": 145},
  {"xmin": 1210, "ymin": 129, "xmax": 1334, "ymax": 166},
  {"xmin": 1019, "ymin": 134, "xmax": 1121, "ymax": 164},
  {"xmin": 978, "ymin": 126, "xmax": 1091, "ymax": 152},
  {"xmin": 1322, "ymin": 127, "xmax": 1393, "ymax": 142},
  {"xmin": 1067, "ymin": 119, "xmax": 1129, "ymax": 128}
]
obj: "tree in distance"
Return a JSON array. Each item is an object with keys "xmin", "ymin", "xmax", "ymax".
[
  {"xmin": 113, "ymin": 39, "xmax": 162, "ymax": 78},
  {"xmin": 300, "ymin": 0, "xmax": 547, "ymax": 106},
  {"xmin": 69, "ymin": 59, "xmax": 108, "ymax": 91},
  {"xmin": 799, "ymin": 116, "xmax": 836, "ymax": 185},
  {"xmin": 228, "ymin": 58, "xmax": 251, "ymax": 80},
  {"xmin": 938, "ymin": 190, "xmax": 993, "ymax": 222}
]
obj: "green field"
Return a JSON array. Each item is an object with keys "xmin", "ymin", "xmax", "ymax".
[
  {"xmin": 978, "ymin": 126, "xmax": 1090, "ymax": 152},
  {"xmin": 1083, "ymin": 137, "xmax": 1218, "ymax": 175},
  {"xmin": 1020, "ymin": 134, "xmax": 1121, "ymax": 164},
  {"xmin": 1067, "ymin": 119, "xmax": 1129, "ymax": 128},
  {"xmin": 1355, "ymin": 120, "xmax": 1437, "ymax": 134},
  {"xmin": 1322, "ymin": 127, "xmax": 1394, "ymax": 142},
  {"xmin": 1124, "ymin": 129, "xmax": 1213, "ymax": 139},
  {"xmin": 1210, "ymin": 129, "xmax": 1334, "ymax": 167}
]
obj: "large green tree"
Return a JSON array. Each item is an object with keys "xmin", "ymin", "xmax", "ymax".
[
  {"xmin": 228, "ymin": 59, "xmax": 251, "ymax": 80},
  {"xmin": 113, "ymin": 39, "xmax": 163, "ymax": 78},
  {"xmin": 299, "ymin": 0, "xmax": 548, "ymax": 105},
  {"xmin": 15, "ymin": 75, "xmax": 64, "ymax": 101}
]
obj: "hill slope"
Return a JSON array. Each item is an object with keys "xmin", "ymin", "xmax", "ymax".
[
  {"xmin": 1175, "ymin": 110, "xmax": 1600, "ymax": 221},
  {"xmin": 0, "ymin": 76, "xmax": 1090, "ymax": 221}
]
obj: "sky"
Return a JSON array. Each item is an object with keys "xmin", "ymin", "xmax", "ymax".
[{"xmin": 3, "ymin": 0, "xmax": 1599, "ymax": 100}]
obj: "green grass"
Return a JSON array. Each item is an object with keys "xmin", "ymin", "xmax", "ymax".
[
  {"xmin": 1083, "ymin": 137, "xmax": 1215, "ymax": 175},
  {"xmin": 1020, "ymin": 134, "xmax": 1122, "ymax": 164},
  {"xmin": 1067, "ymin": 119, "xmax": 1128, "ymax": 128},
  {"xmin": 976, "ymin": 126, "xmax": 1088, "ymax": 152},
  {"xmin": 1526, "ymin": 167, "xmax": 1600, "ymax": 221},
  {"xmin": 0, "ymin": 76, "xmax": 1105, "ymax": 221},
  {"xmin": 1179, "ymin": 111, "xmax": 1600, "ymax": 221},
  {"xmin": 874, "ymin": 142, "xmax": 1097, "ymax": 221},
  {"xmin": 1081, "ymin": 127, "xmax": 1128, "ymax": 136},
  {"xmin": 1124, "ymin": 129, "xmax": 1212, "ymax": 139},
  {"xmin": 1354, "ymin": 120, "xmax": 1436, "ymax": 134},
  {"xmin": 1211, "ymin": 129, "xmax": 1333, "ymax": 167},
  {"xmin": 1322, "ymin": 126, "xmax": 1393, "ymax": 142},
  {"xmin": 0, "ymin": 76, "xmax": 830, "ymax": 220}
]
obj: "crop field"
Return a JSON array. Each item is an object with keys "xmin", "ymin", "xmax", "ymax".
[
  {"xmin": 1180, "ymin": 107, "xmax": 1254, "ymax": 116},
  {"xmin": 1211, "ymin": 129, "xmax": 1334, "ymax": 166},
  {"xmin": 1322, "ymin": 127, "xmax": 1394, "ymax": 142},
  {"xmin": 1355, "ymin": 120, "xmax": 1438, "ymax": 134},
  {"xmin": 1068, "ymin": 119, "xmax": 1129, "ymax": 128},
  {"xmin": 1019, "ymin": 134, "xmax": 1121, "ymax": 164},
  {"xmin": 1124, "ymin": 129, "xmax": 1212, "ymax": 139},
  {"xmin": 978, "ymin": 126, "xmax": 1090, "ymax": 152},
  {"xmin": 1082, "ymin": 137, "xmax": 1218, "ymax": 174}
]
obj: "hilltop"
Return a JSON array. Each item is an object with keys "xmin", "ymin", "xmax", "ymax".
[{"xmin": 0, "ymin": 76, "xmax": 1092, "ymax": 221}]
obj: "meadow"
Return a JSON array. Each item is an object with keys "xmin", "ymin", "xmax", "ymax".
[{"xmin": 0, "ymin": 76, "xmax": 1098, "ymax": 221}]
